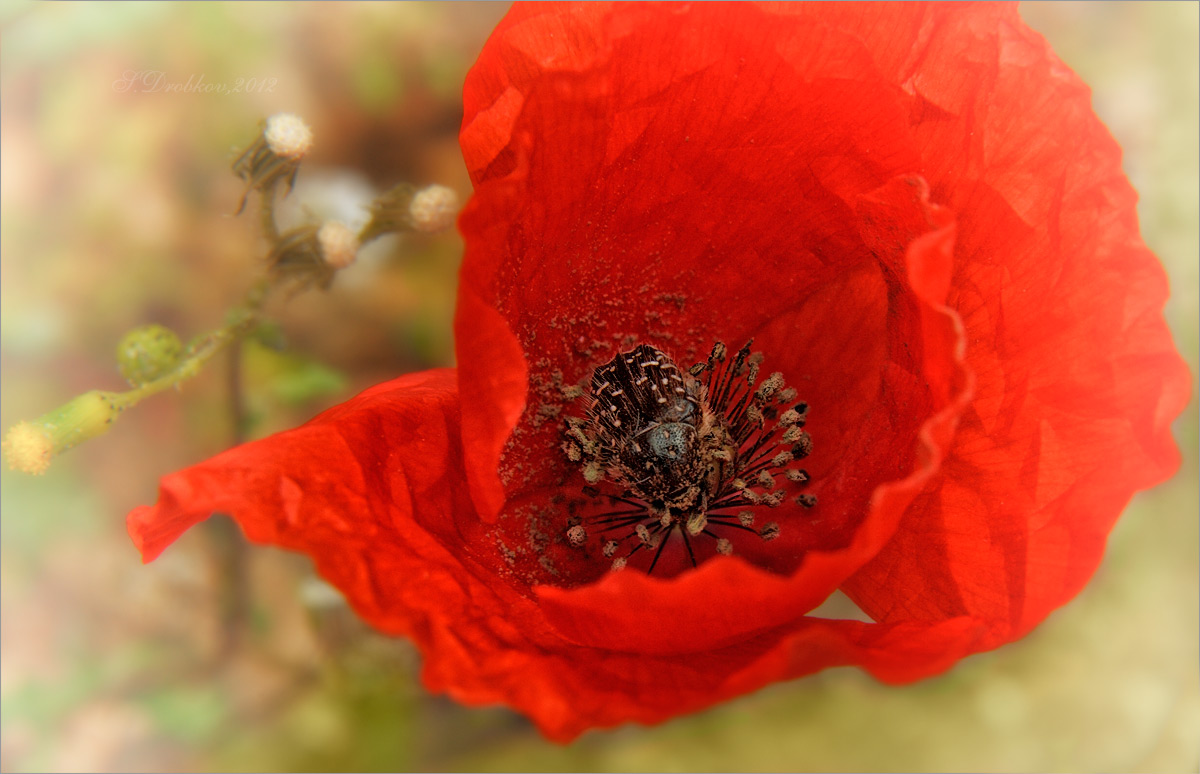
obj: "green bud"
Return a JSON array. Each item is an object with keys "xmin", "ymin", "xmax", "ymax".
[
  {"xmin": 117, "ymin": 324, "xmax": 183, "ymax": 386},
  {"xmin": 3, "ymin": 390, "xmax": 129, "ymax": 474}
]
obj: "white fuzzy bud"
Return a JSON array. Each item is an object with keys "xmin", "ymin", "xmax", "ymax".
[
  {"xmin": 317, "ymin": 221, "xmax": 359, "ymax": 269},
  {"xmin": 264, "ymin": 113, "xmax": 313, "ymax": 160},
  {"xmin": 409, "ymin": 184, "xmax": 459, "ymax": 233}
]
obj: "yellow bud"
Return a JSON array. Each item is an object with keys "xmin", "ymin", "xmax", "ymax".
[
  {"xmin": 3, "ymin": 390, "xmax": 128, "ymax": 474},
  {"xmin": 117, "ymin": 324, "xmax": 184, "ymax": 386},
  {"xmin": 3, "ymin": 422, "xmax": 53, "ymax": 475}
]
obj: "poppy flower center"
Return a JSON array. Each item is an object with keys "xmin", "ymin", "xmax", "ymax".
[{"xmin": 562, "ymin": 341, "xmax": 816, "ymax": 573}]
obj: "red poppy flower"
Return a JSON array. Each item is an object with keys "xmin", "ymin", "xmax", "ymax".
[{"xmin": 127, "ymin": 2, "xmax": 1189, "ymax": 741}]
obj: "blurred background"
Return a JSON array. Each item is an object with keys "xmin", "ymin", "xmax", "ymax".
[{"xmin": 0, "ymin": 2, "xmax": 1195, "ymax": 771}]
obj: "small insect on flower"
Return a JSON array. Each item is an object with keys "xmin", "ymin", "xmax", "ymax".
[{"xmin": 563, "ymin": 341, "xmax": 815, "ymax": 572}]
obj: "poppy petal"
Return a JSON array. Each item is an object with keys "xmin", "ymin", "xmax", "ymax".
[
  {"xmin": 127, "ymin": 370, "xmax": 481, "ymax": 639},
  {"xmin": 840, "ymin": 2, "xmax": 1190, "ymax": 643}
]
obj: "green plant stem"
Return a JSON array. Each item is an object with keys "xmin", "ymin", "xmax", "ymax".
[
  {"xmin": 259, "ymin": 186, "xmax": 279, "ymax": 243},
  {"xmin": 211, "ymin": 337, "xmax": 250, "ymax": 661}
]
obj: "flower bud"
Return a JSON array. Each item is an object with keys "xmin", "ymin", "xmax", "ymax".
[
  {"xmin": 408, "ymin": 184, "xmax": 459, "ymax": 233},
  {"xmin": 117, "ymin": 324, "xmax": 184, "ymax": 386},
  {"xmin": 316, "ymin": 221, "xmax": 359, "ymax": 269},
  {"xmin": 358, "ymin": 183, "xmax": 460, "ymax": 244},
  {"xmin": 268, "ymin": 219, "xmax": 359, "ymax": 289},
  {"xmin": 3, "ymin": 390, "xmax": 128, "ymax": 474},
  {"xmin": 232, "ymin": 113, "xmax": 313, "ymax": 214},
  {"xmin": 263, "ymin": 113, "xmax": 313, "ymax": 160},
  {"xmin": 2, "ymin": 423, "xmax": 52, "ymax": 475}
]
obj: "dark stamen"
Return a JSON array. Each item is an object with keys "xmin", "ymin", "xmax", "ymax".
[{"xmin": 562, "ymin": 340, "xmax": 816, "ymax": 573}]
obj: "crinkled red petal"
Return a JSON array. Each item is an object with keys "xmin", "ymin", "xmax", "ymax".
[{"xmin": 837, "ymin": 3, "xmax": 1190, "ymax": 644}]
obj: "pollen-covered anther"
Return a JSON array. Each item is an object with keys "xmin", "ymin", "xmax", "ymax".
[
  {"xmin": 776, "ymin": 387, "xmax": 798, "ymax": 404},
  {"xmin": 602, "ymin": 540, "xmax": 619, "ymax": 558},
  {"xmin": 759, "ymin": 522, "xmax": 781, "ymax": 541},
  {"xmin": 737, "ymin": 510, "xmax": 755, "ymax": 527},
  {"xmin": 686, "ymin": 512, "xmax": 708, "ymax": 536},
  {"xmin": 715, "ymin": 538, "xmax": 733, "ymax": 556},
  {"xmin": 635, "ymin": 524, "xmax": 654, "ymax": 548},
  {"xmin": 791, "ymin": 431, "xmax": 814, "ymax": 459},
  {"xmin": 755, "ymin": 372, "xmax": 785, "ymax": 402},
  {"xmin": 746, "ymin": 404, "xmax": 763, "ymax": 425},
  {"xmin": 611, "ymin": 556, "xmax": 627, "ymax": 571},
  {"xmin": 583, "ymin": 460, "xmax": 603, "ymax": 484},
  {"xmin": 782, "ymin": 425, "xmax": 806, "ymax": 443},
  {"xmin": 565, "ymin": 419, "xmax": 592, "ymax": 448},
  {"xmin": 785, "ymin": 468, "xmax": 809, "ymax": 483},
  {"xmin": 566, "ymin": 525, "xmax": 587, "ymax": 547},
  {"xmin": 757, "ymin": 469, "xmax": 775, "ymax": 489},
  {"xmin": 778, "ymin": 408, "xmax": 803, "ymax": 427},
  {"xmin": 796, "ymin": 493, "xmax": 818, "ymax": 508}
]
